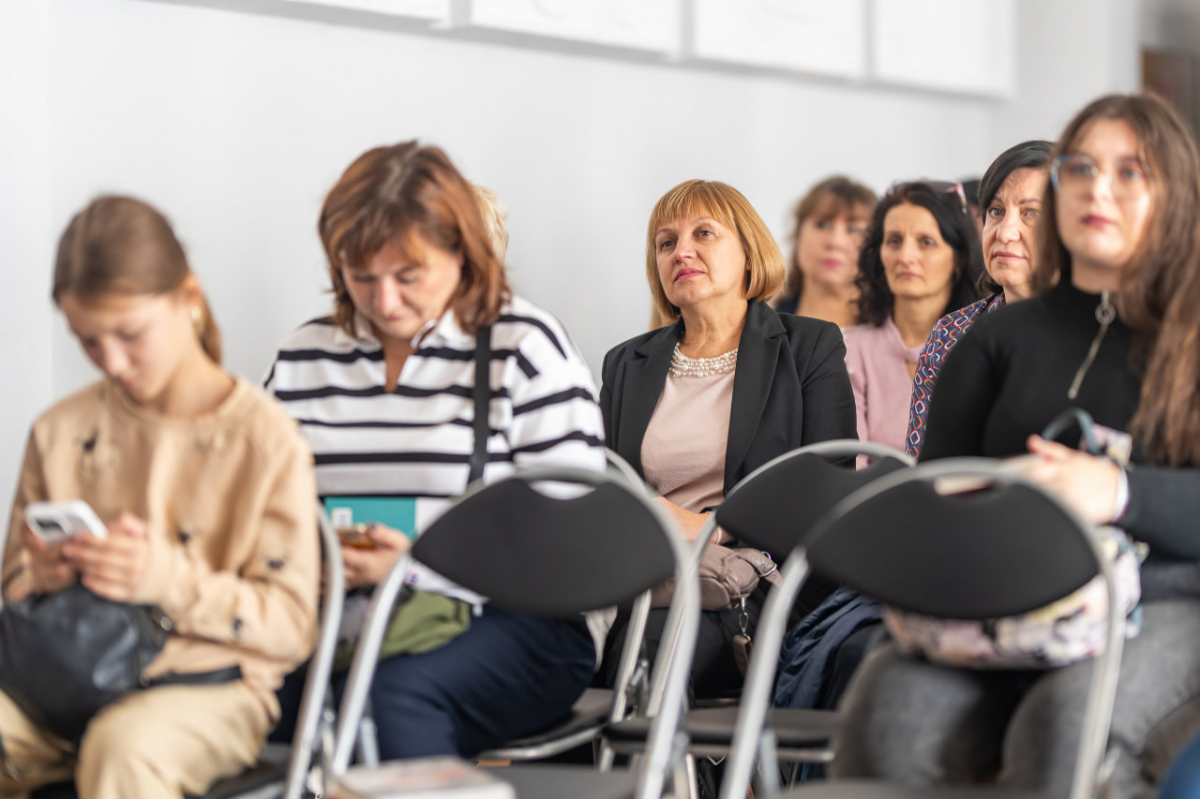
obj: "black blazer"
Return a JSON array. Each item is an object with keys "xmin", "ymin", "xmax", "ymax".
[{"xmin": 600, "ymin": 300, "xmax": 858, "ymax": 498}]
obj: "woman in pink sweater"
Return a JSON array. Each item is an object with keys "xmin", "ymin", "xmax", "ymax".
[{"xmin": 842, "ymin": 182, "xmax": 984, "ymax": 457}]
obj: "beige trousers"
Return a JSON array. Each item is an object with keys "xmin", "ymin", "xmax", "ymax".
[{"xmin": 0, "ymin": 682, "xmax": 271, "ymax": 799}]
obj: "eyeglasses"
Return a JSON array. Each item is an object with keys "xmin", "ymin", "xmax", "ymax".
[
  {"xmin": 888, "ymin": 180, "xmax": 968, "ymax": 214},
  {"xmin": 1050, "ymin": 154, "xmax": 1151, "ymax": 200}
]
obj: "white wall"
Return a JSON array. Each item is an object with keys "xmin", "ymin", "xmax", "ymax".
[
  {"xmin": 1, "ymin": 0, "xmax": 1143, "ymax": 502},
  {"xmin": 988, "ymin": 0, "xmax": 1142, "ymax": 160},
  {"xmin": 0, "ymin": 2, "xmax": 55, "ymax": 505}
]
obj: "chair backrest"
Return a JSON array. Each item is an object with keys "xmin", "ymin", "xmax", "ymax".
[
  {"xmin": 643, "ymin": 441, "xmax": 913, "ymax": 718},
  {"xmin": 410, "ymin": 467, "xmax": 675, "ymax": 616},
  {"xmin": 722, "ymin": 458, "xmax": 1123, "ymax": 799},
  {"xmin": 715, "ymin": 441, "xmax": 913, "ymax": 799},
  {"xmin": 807, "ymin": 459, "xmax": 1099, "ymax": 619},
  {"xmin": 715, "ymin": 440, "xmax": 915, "ymax": 557},
  {"xmin": 331, "ymin": 467, "xmax": 701, "ymax": 799},
  {"xmin": 604, "ymin": 446, "xmax": 648, "ymax": 492}
]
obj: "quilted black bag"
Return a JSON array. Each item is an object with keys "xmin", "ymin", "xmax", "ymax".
[{"xmin": 0, "ymin": 582, "xmax": 171, "ymax": 742}]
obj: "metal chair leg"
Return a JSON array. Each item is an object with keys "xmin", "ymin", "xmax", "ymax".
[
  {"xmin": 684, "ymin": 753, "xmax": 700, "ymax": 799},
  {"xmin": 755, "ymin": 730, "xmax": 781, "ymax": 799},
  {"xmin": 355, "ymin": 700, "xmax": 381, "ymax": 767}
]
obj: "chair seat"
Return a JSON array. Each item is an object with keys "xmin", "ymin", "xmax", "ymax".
[
  {"xmin": 606, "ymin": 705, "xmax": 836, "ymax": 749},
  {"xmin": 197, "ymin": 743, "xmax": 291, "ymax": 798},
  {"xmin": 494, "ymin": 763, "xmax": 638, "ymax": 799},
  {"xmin": 782, "ymin": 780, "xmax": 1057, "ymax": 798},
  {"xmin": 480, "ymin": 688, "xmax": 614, "ymax": 759}
]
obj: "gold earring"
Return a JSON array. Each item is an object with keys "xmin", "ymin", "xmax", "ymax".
[{"xmin": 190, "ymin": 305, "xmax": 202, "ymax": 330}]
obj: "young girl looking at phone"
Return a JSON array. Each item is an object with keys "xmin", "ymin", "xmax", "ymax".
[{"xmin": 1, "ymin": 195, "xmax": 319, "ymax": 799}]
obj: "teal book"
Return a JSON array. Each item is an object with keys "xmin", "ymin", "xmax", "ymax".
[{"xmin": 323, "ymin": 496, "xmax": 418, "ymax": 540}]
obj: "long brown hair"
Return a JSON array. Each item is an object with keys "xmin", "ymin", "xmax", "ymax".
[
  {"xmin": 1033, "ymin": 93, "xmax": 1200, "ymax": 465},
  {"xmin": 320, "ymin": 141, "xmax": 510, "ymax": 337},
  {"xmin": 53, "ymin": 195, "xmax": 221, "ymax": 364}
]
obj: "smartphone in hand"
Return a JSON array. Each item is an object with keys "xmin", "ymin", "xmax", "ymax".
[
  {"xmin": 24, "ymin": 500, "xmax": 107, "ymax": 544},
  {"xmin": 337, "ymin": 522, "xmax": 377, "ymax": 549}
]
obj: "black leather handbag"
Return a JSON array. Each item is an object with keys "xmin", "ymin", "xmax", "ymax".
[{"xmin": 0, "ymin": 582, "xmax": 171, "ymax": 742}]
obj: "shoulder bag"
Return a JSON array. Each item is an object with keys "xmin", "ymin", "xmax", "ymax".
[
  {"xmin": 0, "ymin": 582, "xmax": 171, "ymax": 743},
  {"xmin": 650, "ymin": 544, "xmax": 780, "ymax": 612}
]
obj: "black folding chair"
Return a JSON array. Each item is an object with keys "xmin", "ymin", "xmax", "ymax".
[
  {"xmin": 329, "ymin": 466, "xmax": 702, "ymax": 799},
  {"xmin": 30, "ymin": 503, "xmax": 345, "ymax": 799},
  {"xmin": 601, "ymin": 440, "xmax": 914, "ymax": 794},
  {"xmin": 720, "ymin": 458, "xmax": 1126, "ymax": 799},
  {"xmin": 465, "ymin": 448, "xmax": 657, "ymax": 765}
]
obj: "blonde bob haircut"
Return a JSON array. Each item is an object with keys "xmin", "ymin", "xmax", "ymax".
[{"xmin": 646, "ymin": 180, "xmax": 786, "ymax": 324}]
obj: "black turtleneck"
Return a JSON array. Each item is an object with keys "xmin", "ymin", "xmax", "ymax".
[{"xmin": 921, "ymin": 281, "xmax": 1200, "ymax": 596}]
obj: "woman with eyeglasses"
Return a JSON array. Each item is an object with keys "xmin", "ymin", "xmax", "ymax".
[
  {"xmin": 773, "ymin": 176, "xmax": 876, "ymax": 328},
  {"xmin": 832, "ymin": 93, "xmax": 1200, "ymax": 797},
  {"xmin": 841, "ymin": 182, "xmax": 984, "ymax": 460},
  {"xmin": 904, "ymin": 140, "xmax": 1053, "ymax": 457}
]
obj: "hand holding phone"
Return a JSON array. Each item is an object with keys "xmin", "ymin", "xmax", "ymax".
[
  {"xmin": 61, "ymin": 512, "xmax": 152, "ymax": 604},
  {"xmin": 19, "ymin": 502, "xmax": 100, "ymax": 596},
  {"xmin": 24, "ymin": 500, "xmax": 108, "ymax": 544},
  {"xmin": 337, "ymin": 522, "xmax": 378, "ymax": 549},
  {"xmin": 340, "ymin": 524, "xmax": 413, "ymax": 591}
]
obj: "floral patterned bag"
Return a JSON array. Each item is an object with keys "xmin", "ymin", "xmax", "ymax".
[
  {"xmin": 884, "ymin": 525, "xmax": 1142, "ymax": 668},
  {"xmin": 884, "ymin": 409, "xmax": 1143, "ymax": 669}
]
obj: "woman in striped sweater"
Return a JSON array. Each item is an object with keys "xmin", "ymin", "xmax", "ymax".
[{"xmin": 267, "ymin": 141, "xmax": 606, "ymax": 760}]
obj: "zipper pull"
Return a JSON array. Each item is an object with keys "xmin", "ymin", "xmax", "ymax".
[{"xmin": 1067, "ymin": 290, "xmax": 1115, "ymax": 400}]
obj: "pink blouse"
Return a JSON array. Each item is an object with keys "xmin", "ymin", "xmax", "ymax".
[
  {"xmin": 842, "ymin": 317, "xmax": 924, "ymax": 460},
  {"xmin": 641, "ymin": 371, "xmax": 735, "ymax": 514}
]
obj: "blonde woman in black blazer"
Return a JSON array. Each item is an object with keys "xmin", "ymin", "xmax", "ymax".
[{"xmin": 599, "ymin": 179, "xmax": 857, "ymax": 697}]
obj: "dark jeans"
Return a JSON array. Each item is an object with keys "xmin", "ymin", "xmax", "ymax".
[
  {"xmin": 1160, "ymin": 728, "xmax": 1200, "ymax": 799},
  {"xmin": 832, "ymin": 599, "xmax": 1200, "ymax": 798},
  {"xmin": 272, "ymin": 604, "xmax": 596, "ymax": 760}
]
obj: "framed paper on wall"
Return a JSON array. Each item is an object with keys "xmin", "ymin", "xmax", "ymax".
[
  {"xmin": 871, "ymin": 0, "xmax": 1015, "ymax": 98},
  {"xmin": 1143, "ymin": 49, "xmax": 1199, "ymax": 136},
  {"xmin": 689, "ymin": 0, "xmax": 866, "ymax": 80},
  {"xmin": 463, "ymin": 0, "xmax": 681, "ymax": 53},
  {"xmin": 275, "ymin": 0, "xmax": 449, "ymax": 21}
]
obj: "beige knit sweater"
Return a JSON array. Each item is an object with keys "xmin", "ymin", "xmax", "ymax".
[{"xmin": 2, "ymin": 377, "xmax": 319, "ymax": 719}]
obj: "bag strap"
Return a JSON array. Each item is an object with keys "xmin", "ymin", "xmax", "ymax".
[
  {"xmin": 1041, "ymin": 407, "xmax": 1102, "ymax": 456},
  {"xmin": 468, "ymin": 324, "xmax": 493, "ymax": 487}
]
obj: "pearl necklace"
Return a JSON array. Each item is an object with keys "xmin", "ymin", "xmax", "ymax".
[{"xmin": 669, "ymin": 343, "xmax": 739, "ymax": 378}]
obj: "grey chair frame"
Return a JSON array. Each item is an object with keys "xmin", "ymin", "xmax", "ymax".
[
  {"xmin": 602, "ymin": 440, "xmax": 915, "ymax": 795},
  {"xmin": 276, "ymin": 504, "xmax": 346, "ymax": 799},
  {"xmin": 329, "ymin": 466, "xmax": 702, "ymax": 799},
  {"xmin": 720, "ymin": 458, "xmax": 1125, "ymax": 799}
]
